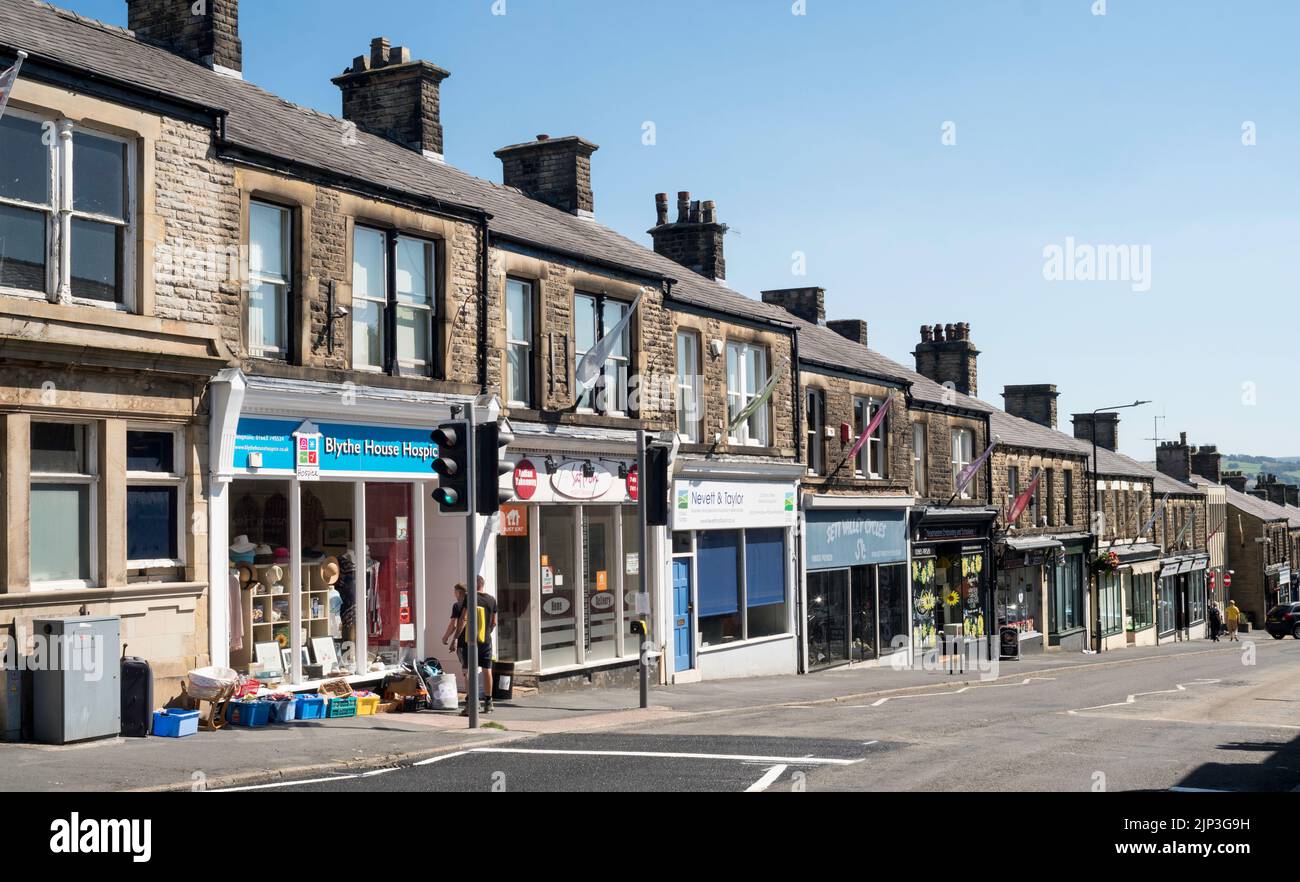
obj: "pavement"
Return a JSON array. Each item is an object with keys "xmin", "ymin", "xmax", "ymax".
[{"xmin": 1, "ymin": 635, "xmax": 1295, "ymax": 792}]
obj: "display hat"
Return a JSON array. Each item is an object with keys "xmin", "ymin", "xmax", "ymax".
[
  {"xmin": 235, "ymin": 562, "xmax": 255, "ymax": 588},
  {"xmin": 320, "ymin": 556, "xmax": 341, "ymax": 585},
  {"xmin": 230, "ymin": 535, "xmax": 255, "ymax": 554},
  {"xmin": 274, "ymin": 546, "xmax": 291, "ymax": 564}
]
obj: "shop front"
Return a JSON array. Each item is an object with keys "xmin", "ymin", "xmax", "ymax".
[
  {"xmin": 910, "ymin": 508, "xmax": 997, "ymax": 657},
  {"xmin": 492, "ymin": 427, "xmax": 645, "ymax": 687},
  {"xmin": 208, "ymin": 371, "xmax": 470, "ymax": 689},
  {"xmin": 1157, "ymin": 553, "xmax": 1210, "ymax": 642},
  {"xmin": 802, "ymin": 500, "xmax": 910, "ymax": 670},
  {"xmin": 670, "ymin": 464, "xmax": 801, "ymax": 682},
  {"xmin": 996, "ymin": 536, "xmax": 1066, "ymax": 655},
  {"xmin": 1113, "ymin": 544, "xmax": 1160, "ymax": 648}
]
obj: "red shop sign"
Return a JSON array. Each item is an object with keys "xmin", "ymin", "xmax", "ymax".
[
  {"xmin": 626, "ymin": 465, "xmax": 638, "ymax": 502},
  {"xmin": 514, "ymin": 459, "xmax": 538, "ymax": 500}
]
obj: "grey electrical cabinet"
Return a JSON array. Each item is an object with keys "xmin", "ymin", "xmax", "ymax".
[{"xmin": 33, "ymin": 616, "xmax": 121, "ymax": 744}]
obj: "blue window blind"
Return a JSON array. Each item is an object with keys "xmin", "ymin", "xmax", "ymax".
[
  {"xmin": 697, "ymin": 530, "xmax": 740, "ymax": 617},
  {"xmin": 745, "ymin": 528, "xmax": 785, "ymax": 608}
]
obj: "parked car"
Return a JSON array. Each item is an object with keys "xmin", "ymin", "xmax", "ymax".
[{"xmin": 1264, "ymin": 603, "xmax": 1300, "ymax": 639}]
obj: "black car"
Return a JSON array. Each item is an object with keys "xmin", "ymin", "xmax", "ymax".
[{"xmin": 1264, "ymin": 602, "xmax": 1300, "ymax": 639}]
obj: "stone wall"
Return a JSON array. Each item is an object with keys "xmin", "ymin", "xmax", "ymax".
[
  {"xmin": 802, "ymin": 373, "xmax": 910, "ymax": 497},
  {"xmin": 991, "ymin": 446, "xmax": 1088, "ymax": 533}
]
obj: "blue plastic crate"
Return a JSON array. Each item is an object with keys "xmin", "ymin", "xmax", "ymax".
[
  {"xmin": 294, "ymin": 694, "xmax": 326, "ymax": 720},
  {"xmin": 264, "ymin": 698, "xmax": 296, "ymax": 723},
  {"xmin": 152, "ymin": 709, "xmax": 199, "ymax": 738},
  {"xmin": 226, "ymin": 700, "xmax": 272, "ymax": 727}
]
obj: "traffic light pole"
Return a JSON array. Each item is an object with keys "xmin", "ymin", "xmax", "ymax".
[
  {"xmin": 464, "ymin": 403, "xmax": 479, "ymax": 730},
  {"xmin": 637, "ymin": 428, "xmax": 648, "ymax": 710}
]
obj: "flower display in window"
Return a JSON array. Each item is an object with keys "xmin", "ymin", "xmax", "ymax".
[
  {"xmin": 945, "ymin": 589, "xmax": 961, "ymax": 608},
  {"xmin": 917, "ymin": 589, "xmax": 937, "ymax": 614}
]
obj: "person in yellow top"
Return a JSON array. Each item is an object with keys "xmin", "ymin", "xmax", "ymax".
[{"xmin": 1225, "ymin": 600, "xmax": 1241, "ymax": 642}]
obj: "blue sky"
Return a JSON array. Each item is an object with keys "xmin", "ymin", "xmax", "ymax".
[{"xmin": 64, "ymin": 0, "xmax": 1300, "ymax": 458}]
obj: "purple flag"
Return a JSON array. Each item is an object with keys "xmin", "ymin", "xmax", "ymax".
[
  {"xmin": 954, "ymin": 435, "xmax": 998, "ymax": 497},
  {"xmin": 846, "ymin": 396, "xmax": 892, "ymax": 463}
]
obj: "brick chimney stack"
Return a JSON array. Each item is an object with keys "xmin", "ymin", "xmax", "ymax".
[
  {"xmin": 127, "ymin": 0, "xmax": 243, "ymax": 77},
  {"xmin": 1254, "ymin": 473, "xmax": 1297, "ymax": 507},
  {"xmin": 1002, "ymin": 384, "xmax": 1060, "ymax": 429},
  {"xmin": 1156, "ymin": 431, "xmax": 1193, "ymax": 482},
  {"xmin": 649, "ymin": 191, "xmax": 727, "ymax": 281},
  {"xmin": 760, "ymin": 287, "xmax": 825, "ymax": 324},
  {"xmin": 913, "ymin": 322, "xmax": 979, "ymax": 397},
  {"xmin": 1072, "ymin": 412, "xmax": 1121, "ymax": 452},
  {"xmin": 1191, "ymin": 444, "xmax": 1222, "ymax": 483},
  {"xmin": 1221, "ymin": 470, "xmax": 1249, "ymax": 493},
  {"xmin": 333, "ymin": 37, "xmax": 451, "ymax": 160},
  {"xmin": 496, "ymin": 134, "xmax": 599, "ymax": 217},
  {"xmin": 827, "ymin": 319, "xmax": 869, "ymax": 348}
]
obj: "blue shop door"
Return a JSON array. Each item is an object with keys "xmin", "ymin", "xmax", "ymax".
[{"xmin": 672, "ymin": 558, "xmax": 693, "ymax": 671}]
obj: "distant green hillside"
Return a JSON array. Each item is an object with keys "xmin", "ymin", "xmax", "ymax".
[{"xmin": 1223, "ymin": 456, "xmax": 1300, "ymax": 484}]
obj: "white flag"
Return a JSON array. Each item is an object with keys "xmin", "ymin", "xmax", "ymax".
[
  {"xmin": 0, "ymin": 51, "xmax": 27, "ymax": 122},
  {"xmin": 573, "ymin": 290, "xmax": 642, "ymax": 399}
]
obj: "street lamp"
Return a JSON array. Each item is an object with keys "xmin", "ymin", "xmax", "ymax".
[{"xmin": 1087, "ymin": 400, "xmax": 1151, "ymax": 654}]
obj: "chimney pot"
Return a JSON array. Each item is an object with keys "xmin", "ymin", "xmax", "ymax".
[
  {"xmin": 654, "ymin": 193, "xmax": 669, "ymax": 226},
  {"xmin": 920, "ymin": 325, "xmax": 933, "ymax": 343},
  {"xmin": 676, "ymin": 192, "xmax": 690, "ymax": 222},
  {"xmin": 537, "ymin": 134, "xmax": 549, "ymax": 141},
  {"xmin": 370, "ymin": 36, "xmax": 390, "ymax": 67}
]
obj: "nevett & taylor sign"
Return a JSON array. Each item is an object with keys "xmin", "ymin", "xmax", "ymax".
[{"xmin": 671, "ymin": 479, "xmax": 797, "ymax": 530}]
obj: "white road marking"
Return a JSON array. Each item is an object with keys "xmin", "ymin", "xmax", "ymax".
[
  {"xmin": 413, "ymin": 750, "xmax": 471, "ymax": 766},
  {"xmin": 745, "ymin": 764, "xmax": 789, "ymax": 792},
  {"xmin": 212, "ymin": 774, "xmax": 357, "ymax": 792},
  {"xmin": 868, "ymin": 677, "xmax": 1056, "ymax": 707},
  {"xmin": 1067, "ymin": 679, "xmax": 1221, "ymax": 714},
  {"xmin": 468, "ymin": 747, "xmax": 860, "ymax": 765}
]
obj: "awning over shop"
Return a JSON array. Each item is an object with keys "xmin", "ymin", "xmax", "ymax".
[
  {"xmin": 911, "ymin": 506, "xmax": 998, "ymax": 544},
  {"xmin": 1159, "ymin": 554, "xmax": 1209, "ymax": 579},
  {"xmin": 1113, "ymin": 542, "xmax": 1161, "ymax": 564},
  {"xmin": 1005, "ymin": 536, "xmax": 1063, "ymax": 552}
]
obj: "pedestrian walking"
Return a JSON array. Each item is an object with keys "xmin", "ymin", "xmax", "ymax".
[
  {"xmin": 457, "ymin": 576, "xmax": 498, "ymax": 716},
  {"xmin": 1225, "ymin": 599, "xmax": 1241, "ymax": 641},
  {"xmin": 1207, "ymin": 601, "xmax": 1221, "ymax": 642}
]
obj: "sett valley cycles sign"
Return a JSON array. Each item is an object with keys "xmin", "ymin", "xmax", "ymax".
[
  {"xmin": 805, "ymin": 509, "xmax": 907, "ymax": 569},
  {"xmin": 233, "ymin": 418, "xmax": 438, "ymax": 475},
  {"xmin": 671, "ymin": 480, "xmax": 797, "ymax": 530}
]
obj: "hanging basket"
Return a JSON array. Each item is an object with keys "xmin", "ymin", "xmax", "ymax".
[{"xmin": 1091, "ymin": 551, "xmax": 1120, "ymax": 574}]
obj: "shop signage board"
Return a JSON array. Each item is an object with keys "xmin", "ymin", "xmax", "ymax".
[
  {"xmin": 513, "ymin": 460, "xmax": 538, "ymax": 500},
  {"xmin": 670, "ymin": 479, "xmax": 797, "ymax": 531},
  {"xmin": 805, "ymin": 509, "xmax": 907, "ymax": 570},
  {"xmin": 233, "ymin": 418, "xmax": 438, "ymax": 476},
  {"xmin": 500, "ymin": 504, "xmax": 528, "ymax": 537},
  {"xmin": 293, "ymin": 421, "xmax": 322, "ymax": 481},
  {"xmin": 551, "ymin": 461, "xmax": 614, "ymax": 500}
]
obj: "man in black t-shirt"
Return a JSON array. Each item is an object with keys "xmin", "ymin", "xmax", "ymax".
[{"xmin": 453, "ymin": 576, "xmax": 498, "ymax": 715}]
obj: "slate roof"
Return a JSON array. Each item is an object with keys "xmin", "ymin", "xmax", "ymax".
[
  {"xmin": 0, "ymin": 0, "xmax": 794, "ymax": 328},
  {"xmin": 1223, "ymin": 485, "xmax": 1290, "ymax": 523},
  {"xmin": 988, "ymin": 410, "xmax": 1085, "ymax": 457}
]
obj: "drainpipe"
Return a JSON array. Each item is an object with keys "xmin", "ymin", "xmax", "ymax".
[{"xmin": 477, "ymin": 215, "xmax": 490, "ymax": 393}]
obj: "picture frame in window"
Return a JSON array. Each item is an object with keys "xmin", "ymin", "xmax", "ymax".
[{"xmin": 322, "ymin": 518, "xmax": 352, "ymax": 545}]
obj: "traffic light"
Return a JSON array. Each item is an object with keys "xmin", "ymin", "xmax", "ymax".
[
  {"xmin": 431, "ymin": 421, "xmax": 469, "ymax": 514},
  {"xmin": 644, "ymin": 443, "xmax": 670, "ymax": 527},
  {"xmin": 476, "ymin": 420, "xmax": 515, "ymax": 515}
]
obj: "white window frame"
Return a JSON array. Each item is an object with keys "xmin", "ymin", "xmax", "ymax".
[
  {"xmin": 574, "ymin": 291, "xmax": 631, "ymax": 417},
  {"xmin": 805, "ymin": 387, "xmax": 823, "ymax": 475},
  {"xmin": 726, "ymin": 341, "xmax": 770, "ymax": 447},
  {"xmin": 912, "ymin": 422, "xmax": 927, "ymax": 495},
  {"xmin": 853, "ymin": 395, "xmax": 886, "ymax": 479},
  {"xmin": 125, "ymin": 426, "xmax": 187, "ymax": 569},
  {"xmin": 676, "ymin": 330, "xmax": 702, "ymax": 443},
  {"xmin": 951, "ymin": 428, "xmax": 974, "ymax": 500},
  {"xmin": 351, "ymin": 224, "xmax": 388, "ymax": 373},
  {"xmin": 393, "ymin": 233, "xmax": 435, "ymax": 373},
  {"xmin": 0, "ymin": 109, "xmax": 136, "ymax": 311},
  {"xmin": 29, "ymin": 420, "xmax": 99, "ymax": 590},
  {"xmin": 247, "ymin": 200, "xmax": 291, "ymax": 360},
  {"xmin": 505, "ymin": 277, "xmax": 534, "ymax": 407}
]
